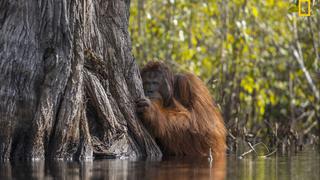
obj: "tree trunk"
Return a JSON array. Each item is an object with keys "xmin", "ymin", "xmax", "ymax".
[{"xmin": 0, "ymin": 0, "xmax": 161, "ymax": 161}]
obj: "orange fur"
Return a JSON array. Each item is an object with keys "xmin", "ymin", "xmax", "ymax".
[{"xmin": 140, "ymin": 62, "xmax": 226, "ymax": 158}]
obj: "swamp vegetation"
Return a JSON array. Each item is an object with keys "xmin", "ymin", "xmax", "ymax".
[{"xmin": 129, "ymin": 0, "xmax": 320, "ymax": 154}]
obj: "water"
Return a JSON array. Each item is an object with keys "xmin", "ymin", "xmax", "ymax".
[{"xmin": 0, "ymin": 147, "xmax": 319, "ymax": 180}]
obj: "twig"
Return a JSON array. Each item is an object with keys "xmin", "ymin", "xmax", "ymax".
[
  {"xmin": 238, "ymin": 142, "xmax": 275, "ymax": 159},
  {"xmin": 261, "ymin": 149, "xmax": 277, "ymax": 158},
  {"xmin": 303, "ymin": 120, "xmax": 318, "ymax": 135},
  {"xmin": 239, "ymin": 149, "xmax": 255, "ymax": 159},
  {"xmin": 228, "ymin": 130, "xmax": 236, "ymax": 140},
  {"xmin": 248, "ymin": 142, "xmax": 257, "ymax": 154},
  {"xmin": 254, "ymin": 142, "xmax": 270, "ymax": 153},
  {"xmin": 239, "ymin": 142, "xmax": 258, "ymax": 158}
]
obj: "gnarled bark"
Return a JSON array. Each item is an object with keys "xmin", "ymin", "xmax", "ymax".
[{"xmin": 0, "ymin": 0, "xmax": 161, "ymax": 161}]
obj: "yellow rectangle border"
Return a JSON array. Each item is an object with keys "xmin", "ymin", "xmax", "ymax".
[{"xmin": 298, "ymin": 0, "xmax": 311, "ymax": 16}]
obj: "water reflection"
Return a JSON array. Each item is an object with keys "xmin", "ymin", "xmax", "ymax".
[
  {"xmin": 0, "ymin": 156, "xmax": 225, "ymax": 180},
  {"xmin": 227, "ymin": 147, "xmax": 319, "ymax": 180},
  {"xmin": 0, "ymin": 148, "xmax": 319, "ymax": 180}
]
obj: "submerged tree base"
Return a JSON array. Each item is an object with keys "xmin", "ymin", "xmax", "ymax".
[{"xmin": 0, "ymin": 0, "xmax": 161, "ymax": 161}]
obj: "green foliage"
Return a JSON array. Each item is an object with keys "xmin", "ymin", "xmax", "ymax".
[{"xmin": 129, "ymin": 0, "xmax": 320, "ymax": 148}]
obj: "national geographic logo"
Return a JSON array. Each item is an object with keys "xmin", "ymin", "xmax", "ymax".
[{"xmin": 298, "ymin": 0, "xmax": 311, "ymax": 16}]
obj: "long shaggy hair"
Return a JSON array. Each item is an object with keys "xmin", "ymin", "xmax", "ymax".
[{"xmin": 140, "ymin": 61, "xmax": 226, "ymax": 158}]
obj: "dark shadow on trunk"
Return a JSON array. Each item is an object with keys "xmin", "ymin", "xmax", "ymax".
[{"xmin": 0, "ymin": 0, "xmax": 161, "ymax": 161}]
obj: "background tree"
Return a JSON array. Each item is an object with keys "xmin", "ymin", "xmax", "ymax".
[{"xmin": 0, "ymin": 0, "xmax": 161, "ymax": 161}]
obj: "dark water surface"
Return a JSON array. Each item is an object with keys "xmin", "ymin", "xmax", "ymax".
[{"xmin": 0, "ymin": 147, "xmax": 319, "ymax": 180}]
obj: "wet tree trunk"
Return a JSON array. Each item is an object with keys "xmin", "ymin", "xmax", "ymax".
[{"xmin": 0, "ymin": 0, "xmax": 161, "ymax": 161}]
